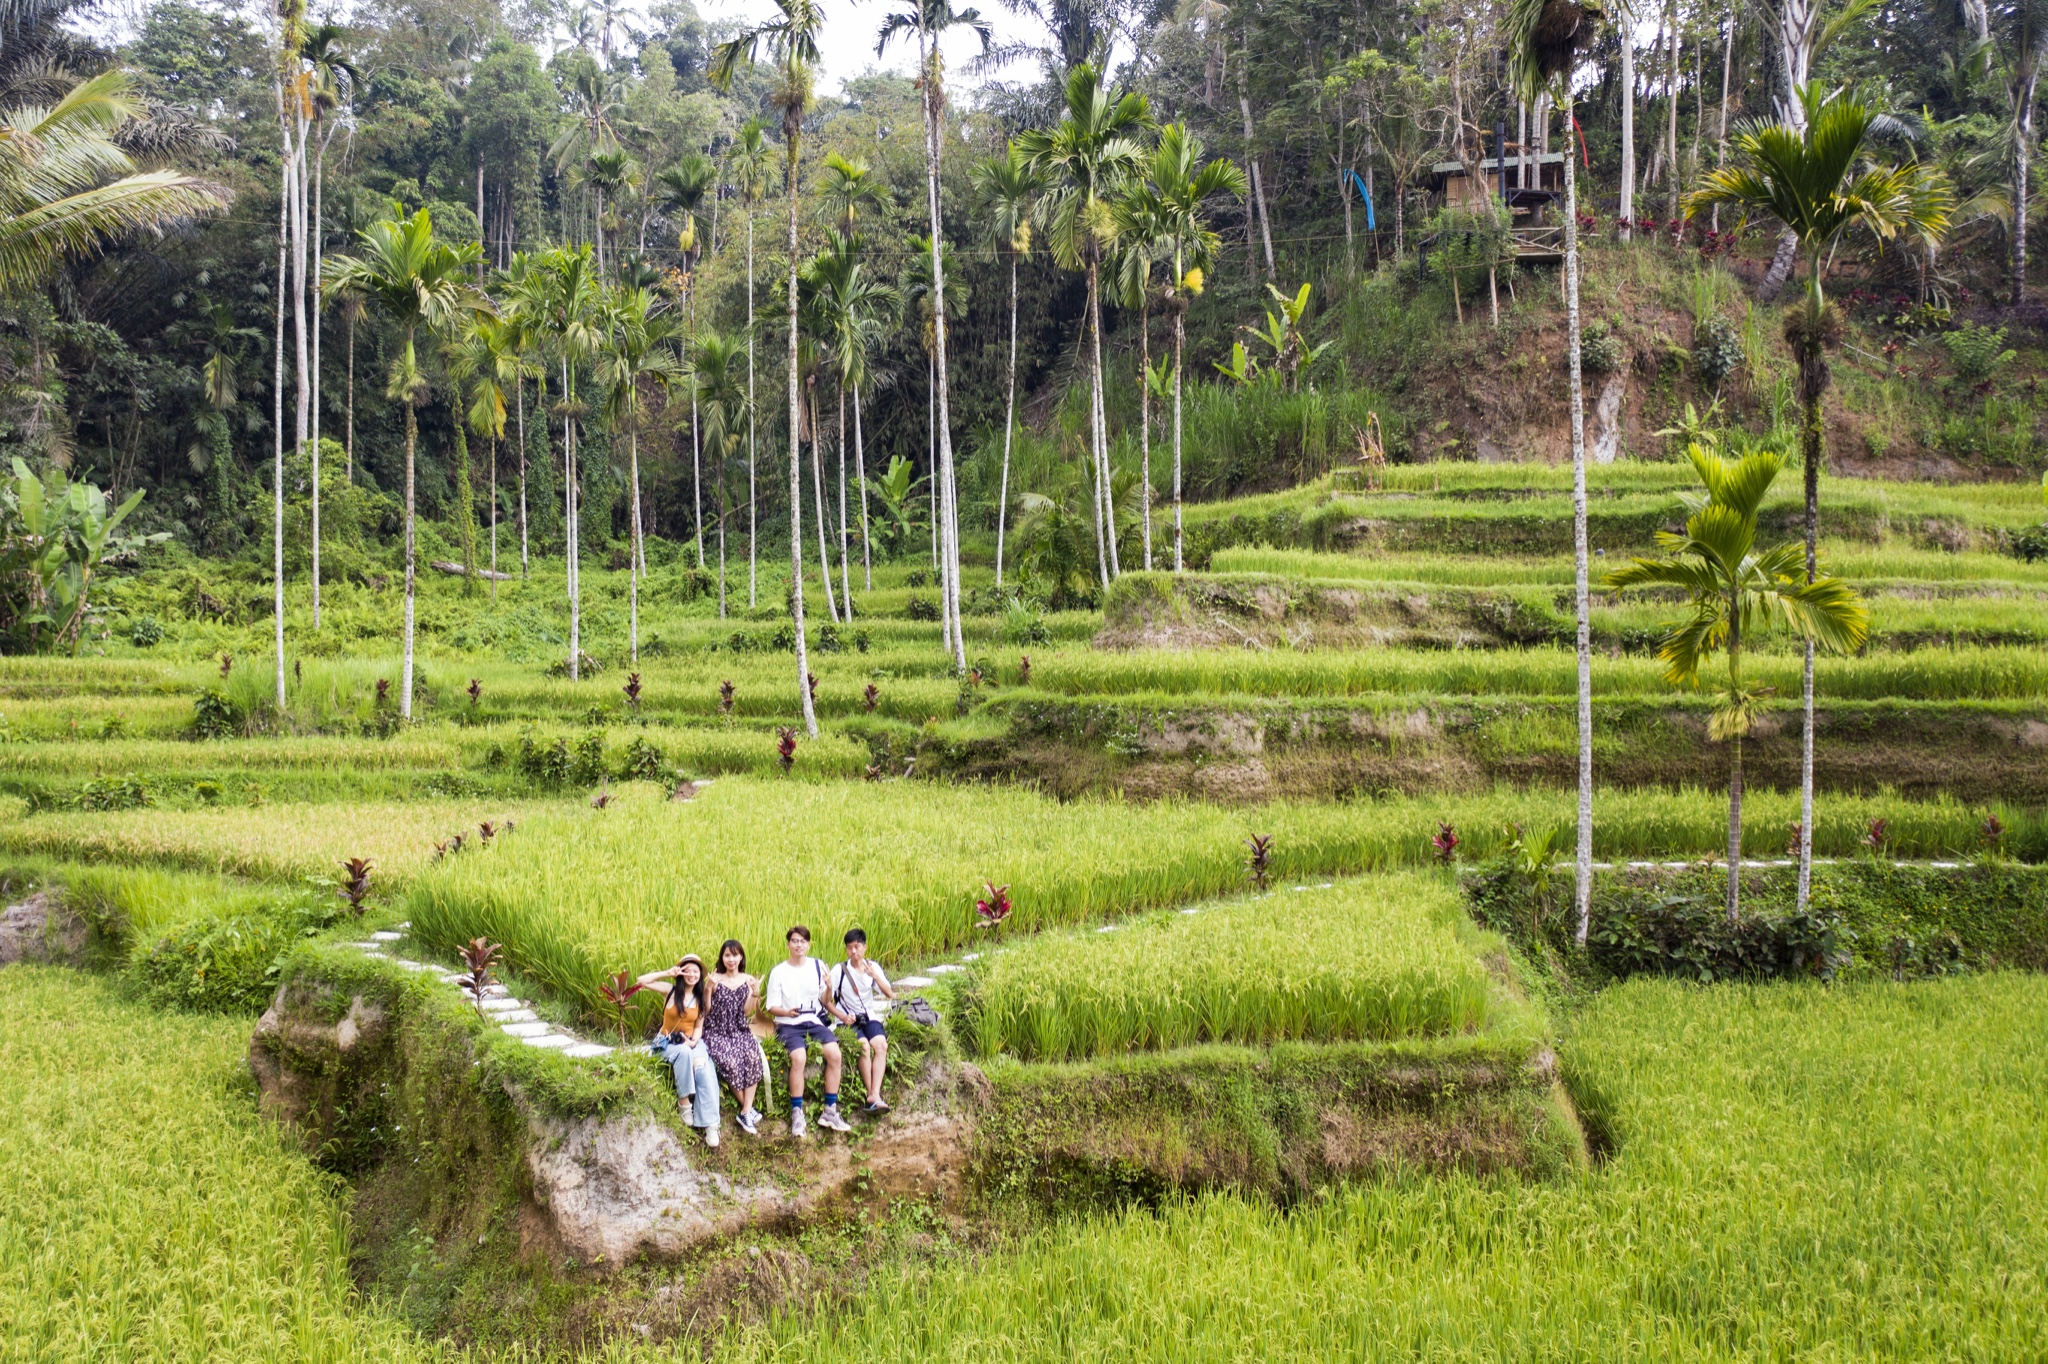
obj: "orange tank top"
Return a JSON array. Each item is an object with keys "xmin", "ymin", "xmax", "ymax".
[{"xmin": 663, "ymin": 992, "xmax": 702, "ymax": 1035}]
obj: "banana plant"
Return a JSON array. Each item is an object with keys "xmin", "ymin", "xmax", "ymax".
[
  {"xmin": 1242, "ymin": 283, "xmax": 1333, "ymax": 392},
  {"xmin": 0, "ymin": 460, "xmax": 159, "ymax": 653},
  {"xmin": 1212, "ymin": 340, "xmax": 1258, "ymax": 386}
]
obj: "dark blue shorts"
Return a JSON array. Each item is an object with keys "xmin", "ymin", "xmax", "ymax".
[
  {"xmin": 852, "ymin": 1017, "xmax": 887, "ymax": 1042},
  {"xmin": 776, "ymin": 1018, "xmax": 838, "ymax": 1053}
]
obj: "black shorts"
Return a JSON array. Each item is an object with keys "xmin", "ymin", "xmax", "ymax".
[
  {"xmin": 852, "ymin": 1017, "xmax": 887, "ymax": 1042},
  {"xmin": 776, "ymin": 1019, "xmax": 838, "ymax": 1053}
]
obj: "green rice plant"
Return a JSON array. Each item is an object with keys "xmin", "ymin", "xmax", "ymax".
[
  {"xmin": 740, "ymin": 973, "xmax": 2048, "ymax": 1361},
  {"xmin": 961, "ymin": 873, "xmax": 1507, "ymax": 1060},
  {"xmin": 0, "ymin": 968, "xmax": 433, "ymax": 1361}
]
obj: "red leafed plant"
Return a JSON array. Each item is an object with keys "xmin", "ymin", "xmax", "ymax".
[
  {"xmin": 1430, "ymin": 822, "xmax": 1459, "ymax": 865},
  {"xmin": 456, "ymin": 938, "xmax": 502, "ymax": 1016},
  {"xmin": 218, "ymin": 652, "xmax": 233, "ymax": 678},
  {"xmin": 1245, "ymin": 834, "xmax": 1274, "ymax": 891},
  {"xmin": 478, "ymin": 821, "xmax": 498, "ymax": 844},
  {"xmin": 719, "ymin": 679, "xmax": 736, "ymax": 714},
  {"xmin": 599, "ymin": 970, "xmax": 648, "ymax": 1042},
  {"xmin": 1862, "ymin": 818, "xmax": 1890, "ymax": 855},
  {"xmin": 862, "ymin": 682, "xmax": 879, "ymax": 712},
  {"xmin": 806, "ymin": 671, "xmax": 819, "ymax": 701},
  {"xmin": 1018, "ymin": 655, "xmax": 1032, "ymax": 685},
  {"xmin": 1981, "ymin": 814, "xmax": 2006, "ymax": 855},
  {"xmin": 975, "ymin": 881, "xmax": 1012, "ymax": 930},
  {"xmin": 375, "ymin": 677, "xmax": 391, "ymax": 706},
  {"xmin": 1787, "ymin": 821, "xmax": 1805, "ymax": 858},
  {"xmin": 467, "ymin": 678, "xmax": 482, "ymax": 707},
  {"xmin": 591, "ymin": 780, "xmax": 614, "ymax": 809},
  {"xmin": 776, "ymin": 727, "xmax": 798, "ymax": 773},
  {"xmin": 623, "ymin": 672, "xmax": 643, "ymax": 710},
  {"xmin": 336, "ymin": 858, "xmax": 374, "ymax": 915}
]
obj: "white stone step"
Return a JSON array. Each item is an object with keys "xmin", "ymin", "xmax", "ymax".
[
  {"xmin": 521, "ymin": 1033, "xmax": 575, "ymax": 1050},
  {"xmin": 895, "ymin": 976, "xmax": 934, "ymax": 988},
  {"xmin": 369, "ymin": 931, "xmax": 403, "ymax": 942},
  {"xmin": 491, "ymin": 1009, "xmax": 539, "ymax": 1024},
  {"xmin": 500, "ymin": 1021, "xmax": 553, "ymax": 1038},
  {"xmin": 562, "ymin": 1042, "xmax": 613, "ymax": 1059},
  {"xmin": 479, "ymin": 996, "xmax": 527, "ymax": 1013},
  {"xmin": 928, "ymin": 963, "xmax": 963, "ymax": 975}
]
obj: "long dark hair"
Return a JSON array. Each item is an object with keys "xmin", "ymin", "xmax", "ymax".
[
  {"xmin": 716, "ymin": 939, "xmax": 747, "ymax": 975},
  {"xmin": 669, "ymin": 957, "xmax": 707, "ymax": 1015}
]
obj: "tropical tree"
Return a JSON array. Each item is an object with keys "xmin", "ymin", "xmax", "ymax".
[
  {"xmin": 598, "ymin": 286, "xmax": 682, "ymax": 662},
  {"xmin": 879, "ymin": 0, "xmax": 992, "ymax": 673},
  {"xmin": 0, "ymin": 459, "xmax": 155, "ymax": 654},
  {"xmin": 1608, "ymin": 444, "xmax": 1868, "ymax": 921},
  {"xmin": 1132, "ymin": 123, "xmax": 1243, "ymax": 573},
  {"xmin": 689, "ymin": 331, "xmax": 752, "ymax": 616},
  {"xmin": 1988, "ymin": 2, "xmax": 2047, "ymax": 303},
  {"xmin": 1506, "ymin": 0, "xmax": 1602, "ymax": 944},
  {"xmin": 971, "ymin": 149, "xmax": 1043, "ymax": 589},
  {"xmin": 901, "ymin": 233, "xmax": 967, "ymax": 598},
  {"xmin": 300, "ymin": 23, "xmax": 357, "ymax": 632},
  {"xmin": 713, "ymin": 0, "xmax": 828, "ymax": 738},
  {"xmin": 1110, "ymin": 180, "xmax": 1169, "ymax": 568},
  {"xmin": 323, "ymin": 209, "xmax": 484, "ymax": 721},
  {"xmin": 817, "ymin": 152, "xmax": 889, "ymax": 234},
  {"xmin": 1686, "ymin": 82, "xmax": 1951, "ymax": 912},
  {"xmin": 1017, "ymin": 63, "xmax": 1152, "ymax": 590},
  {"xmin": 526, "ymin": 245, "xmax": 605, "ymax": 680},
  {"xmin": 446, "ymin": 312, "xmax": 523, "ymax": 603},
  {"xmin": 811, "ymin": 231, "xmax": 899, "ymax": 602},
  {"xmin": 653, "ymin": 154, "xmax": 715, "ymax": 567},
  {"xmin": 724, "ymin": 118, "xmax": 774, "ymax": 609}
]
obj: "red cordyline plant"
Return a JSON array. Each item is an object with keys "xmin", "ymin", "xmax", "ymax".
[
  {"xmin": 336, "ymin": 858, "xmax": 374, "ymax": 915},
  {"xmin": 1018, "ymin": 654, "xmax": 1032, "ymax": 685},
  {"xmin": 375, "ymin": 677, "xmax": 391, "ymax": 706},
  {"xmin": 1981, "ymin": 815, "xmax": 2006, "ymax": 855},
  {"xmin": 1787, "ymin": 821, "xmax": 1806, "ymax": 858},
  {"xmin": 862, "ymin": 682, "xmax": 879, "ymax": 713},
  {"xmin": 218, "ymin": 652, "xmax": 233, "ymax": 678},
  {"xmin": 719, "ymin": 679, "xmax": 736, "ymax": 714},
  {"xmin": 975, "ymin": 881, "xmax": 1012, "ymax": 930},
  {"xmin": 456, "ymin": 938, "xmax": 502, "ymax": 1016},
  {"xmin": 806, "ymin": 671, "xmax": 819, "ymax": 702},
  {"xmin": 623, "ymin": 672, "xmax": 643, "ymax": 711},
  {"xmin": 1431, "ymin": 822, "xmax": 1460, "ymax": 865},
  {"xmin": 598, "ymin": 970, "xmax": 648, "ymax": 1042},
  {"xmin": 776, "ymin": 727, "xmax": 798, "ymax": 773},
  {"xmin": 1245, "ymin": 834, "xmax": 1274, "ymax": 891},
  {"xmin": 591, "ymin": 780, "xmax": 614, "ymax": 809},
  {"xmin": 1863, "ymin": 818, "xmax": 1891, "ymax": 856},
  {"xmin": 478, "ymin": 820, "xmax": 498, "ymax": 844},
  {"xmin": 467, "ymin": 678, "xmax": 482, "ymax": 707}
]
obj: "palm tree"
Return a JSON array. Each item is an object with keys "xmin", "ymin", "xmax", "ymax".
[
  {"xmin": 323, "ymin": 209, "xmax": 484, "ymax": 722},
  {"xmin": 794, "ymin": 251, "xmax": 842, "ymax": 625},
  {"xmin": 971, "ymin": 149, "xmax": 1042, "ymax": 590},
  {"xmin": 653, "ymin": 154, "xmax": 715, "ymax": 568},
  {"xmin": 1127, "ymin": 123, "xmax": 1241, "ymax": 574},
  {"xmin": 725, "ymin": 119, "xmax": 774, "ymax": 609},
  {"xmin": 300, "ymin": 23, "xmax": 357, "ymax": 633},
  {"xmin": 1507, "ymin": 0, "xmax": 1602, "ymax": 944},
  {"xmin": 598, "ymin": 287, "xmax": 682, "ymax": 662},
  {"xmin": 690, "ymin": 331, "xmax": 753, "ymax": 616},
  {"xmin": 1686, "ymin": 83, "xmax": 1950, "ymax": 912},
  {"xmin": 584, "ymin": 148, "xmax": 641, "ymax": 272},
  {"xmin": 879, "ymin": 0, "xmax": 992, "ymax": 672},
  {"xmin": 812, "ymin": 231, "xmax": 900, "ymax": 605},
  {"xmin": 1017, "ymin": 64, "xmax": 1152, "ymax": 591},
  {"xmin": 1992, "ymin": 0, "xmax": 2048, "ymax": 304},
  {"xmin": 446, "ymin": 313, "xmax": 522, "ymax": 604},
  {"xmin": 713, "ymin": 0, "xmax": 828, "ymax": 739},
  {"xmin": 901, "ymin": 235, "xmax": 967, "ymax": 601},
  {"xmin": 1608, "ymin": 445, "xmax": 1868, "ymax": 922},
  {"xmin": 548, "ymin": 58, "xmax": 629, "ymax": 254},
  {"xmin": 817, "ymin": 152, "xmax": 889, "ymax": 234},
  {"xmin": 527, "ymin": 246, "xmax": 605, "ymax": 680},
  {"xmin": 1111, "ymin": 169, "xmax": 1175, "ymax": 571}
]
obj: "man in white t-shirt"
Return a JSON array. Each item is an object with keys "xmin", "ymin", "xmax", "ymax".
[
  {"xmin": 831, "ymin": 927, "xmax": 898, "ymax": 1115},
  {"xmin": 762, "ymin": 924, "xmax": 851, "ymax": 1137}
]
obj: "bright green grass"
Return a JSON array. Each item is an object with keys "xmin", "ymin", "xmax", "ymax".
[
  {"xmin": 0, "ymin": 967, "xmax": 435, "ymax": 1362},
  {"xmin": 401, "ymin": 779, "xmax": 2034, "ymax": 1014},
  {"xmin": 961, "ymin": 872, "xmax": 1511, "ymax": 1061},
  {"xmin": 1026, "ymin": 641, "xmax": 2048, "ymax": 700},
  {"xmin": 736, "ymin": 973, "xmax": 2048, "ymax": 1362},
  {"xmin": 1212, "ymin": 543, "xmax": 2048, "ymax": 589}
]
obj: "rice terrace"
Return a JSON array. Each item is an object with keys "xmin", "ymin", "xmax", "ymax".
[{"xmin": 8, "ymin": 0, "xmax": 2048, "ymax": 1357}]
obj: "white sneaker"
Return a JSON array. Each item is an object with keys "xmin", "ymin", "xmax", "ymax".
[
  {"xmin": 789, "ymin": 1108, "xmax": 807, "ymax": 1139},
  {"xmin": 704, "ymin": 1125, "xmax": 720, "ymax": 1149},
  {"xmin": 736, "ymin": 1108, "xmax": 760, "ymax": 1136},
  {"xmin": 817, "ymin": 1105, "xmax": 851, "ymax": 1133}
]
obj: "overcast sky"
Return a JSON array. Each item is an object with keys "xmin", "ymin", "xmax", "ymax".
[{"xmin": 692, "ymin": 0, "xmax": 1044, "ymax": 98}]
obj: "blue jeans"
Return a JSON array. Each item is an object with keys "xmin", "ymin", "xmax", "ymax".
[{"xmin": 654, "ymin": 1038, "xmax": 720, "ymax": 1129}]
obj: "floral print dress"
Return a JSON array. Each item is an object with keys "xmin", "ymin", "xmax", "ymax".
[{"xmin": 703, "ymin": 978, "xmax": 764, "ymax": 1090}]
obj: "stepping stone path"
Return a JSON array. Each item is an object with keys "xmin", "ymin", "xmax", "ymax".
[{"xmin": 339, "ymin": 921, "xmax": 617, "ymax": 1060}]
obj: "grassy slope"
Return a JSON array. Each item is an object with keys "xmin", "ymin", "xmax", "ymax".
[
  {"xmin": 736, "ymin": 973, "xmax": 2048, "ymax": 1362},
  {"xmin": 0, "ymin": 967, "xmax": 433, "ymax": 1363}
]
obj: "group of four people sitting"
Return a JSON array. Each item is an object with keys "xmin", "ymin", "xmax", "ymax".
[{"xmin": 634, "ymin": 923, "xmax": 895, "ymax": 1146}]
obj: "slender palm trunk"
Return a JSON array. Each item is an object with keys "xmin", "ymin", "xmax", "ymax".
[
  {"xmin": 1619, "ymin": 37, "xmax": 1636, "ymax": 237},
  {"xmin": 690, "ymin": 277, "xmax": 705, "ymax": 570},
  {"xmin": 811, "ymin": 386, "xmax": 840, "ymax": 624},
  {"xmin": 489, "ymin": 436, "xmax": 498, "ymax": 605},
  {"xmin": 1726, "ymin": 612, "xmax": 1745, "ymax": 922},
  {"xmin": 629, "ymin": 429, "xmax": 642, "ymax": 661},
  {"xmin": 920, "ymin": 38, "xmax": 965, "ymax": 674},
  {"xmin": 311, "ymin": 142, "xmax": 323, "ymax": 629},
  {"xmin": 273, "ymin": 139, "xmax": 289, "ymax": 710},
  {"xmin": 344, "ymin": 307, "xmax": 355, "ymax": 481},
  {"xmin": 996, "ymin": 253, "xmax": 1018, "ymax": 589},
  {"xmin": 1565, "ymin": 102, "xmax": 1594, "ymax": 944},
  {"xmin": 564, "ymin": 359, "xmax": 580, "ymax": 681},
  {"xmin": 927, "ymin": 354, "xmax": 938, "ymax": 574},
  {"xmin": 516, "ymin": 371, "xmax": 529, "ymax": 576},
  {"xmin": 787, "ymin": 134, "xmax": 817, "ymax": 738},
  {"xmin": 1665, "ymin": 0, "xmax": 1681, "ymax": 224},
  {"xmin": 719, "ymin": 442, "xmax": 729, "ymax": 618},
  {"xmin": 837, "ymin": 382, "xmax": 852, "ymax": 615},
  {"xmin": 855, "ymin": 388, "xmax": 872, "ymax": 591},
  {"xmin": 1139, "ymin": 296, "xmax": 1152, "ymax": 570},
  {"xmin": 1088, "ymin": 258, "xmax": 1119, "ymax": 581},
  {"xmin": 2016, "ymin": 70, "xmax": 2038, "ymax": 307},
  {"xmin": 1797, "ymin": 271, "xmax": 1824, "ymax": 912},
  {"xmin": 402, "ymin": 395, "xmax": 417, "ymax": 720},
  {"xmin": 1173, "ymin": 243, "xmax": 1186, "ymax": 572}
]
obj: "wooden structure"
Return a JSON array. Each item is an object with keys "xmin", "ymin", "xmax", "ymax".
[{"xmin": 1426, "ymin": 151, "xmax": 1567, "ymax": 263}]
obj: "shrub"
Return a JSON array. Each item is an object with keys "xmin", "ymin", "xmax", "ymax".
[
  {"xmin": 621, "ymin": 735, "xmax": 664, "ymax": 781},
  {"xmin": 817, "ymin": 623, "xmax": 843, "ymax": 653},
  {"xmin": 906, "ymin": 596, "xmax": 941, "ymax": 622},
  {"xmin": 76, "ymin": 774, "xmax": 151, "ymax": 812},
  {"xmin": 770, "ymin": 623, "xmax": 797, "ymax": 651},
  {"xmin": 1942, "ymin": 323, "xmax": 2015, "ymax": 384},
  {"xmin": 1580, "ymin": 321, "xmax": 1625, "ymax": 374},
  {"xmin": 128, "ymin": 615, "xmax": 164, "ymax": 648},
  {"xmin": 569, "ymin": 730, "xmax": 607, "ymax": 785},
  {"xmin": 190, "ymin": 688, "xmax": 239, "ymax": 739},
  {"xmin": 1691, "ymin": 315, "xmax": 1744, "ymax": 389}
]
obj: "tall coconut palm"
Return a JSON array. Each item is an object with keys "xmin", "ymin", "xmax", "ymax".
[
  {"xmin": 817, "ymin": 151, "xmax": 889, "ymax": 234},
  {"xmin": 323, "ymin": 209, "xmax": 483, "ymax": 721},
  {"xmin": 879, "ymin": 0, "xmax": 992, "ymax": 671},
  {"xmin": 654, "ymin": 154, "xmax": 715, "ymax": 568},
  {"xmin": 1017, "ymin": 64, "xmax": 1152, "ymax": 591},
  {"xmin": 1608, "ymin": 444, "xmax": 1868, "ymax": 922},
  {"xmin": 548, "ymin": 59, "xmax": 629, "ymax": 253},
  {"xmin": 598, "ymin": 286, "xmax": 682, "ymax": 662},
  {"xmin": 528, "ymin": 244, "xmax": 605, "ymax": 680},
  {"xmin": 725, "ymin": 119, "xmax": 774, "ymax": 609},
  {"xmin": 1129, "ymin": 123, "xmax": 1242, "ymax": 574},
  {"xmin": 445, "ymin": 312, "xmax": 519, "ymax": 604},
  {"xmin": 690, "ymin": 331, "xmax": 753, "ymax": 617},
  {"xmin": 1686, "ymin": 83, "xmax": 1951, "ymax": 911},
  {"xmin": 300, "ymin": 23, "xmax": 357, "ymax": 633},
  {"xmin": 971, "ymin": 149, "xmax": 1043, "ymax": 590},
  {"xmin": 794, "ymin": 251, "xmax": 842, "ymax": 625},
  {"xmin": 1507, "ymin": 0, "xmax": 1603, "ymax": 943},
  {"xmin": 273, "ymin": 0, "xmax": 311, "ymax": 709},
  {"xmin": 496, "ymin": 252, "xmax": 547, "ymax": 577},
  {"xmin": 812, "ymin": 231, "xmax": 900, "ymax": 605},
  {"xmin": 1110, "ymin": 177, "xmax": 1175, "ymax": 570},
  {"xmin": 901, "ymin": 233, "xmax": 968, "ymax": 621},
  {"xmin": 713, "ymin": 0, "xmax": 828, "ymax": 739}
]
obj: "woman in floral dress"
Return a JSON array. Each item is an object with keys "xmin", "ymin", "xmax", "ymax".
[{"xmin": 705, "ymin": 938, "xmax": 766, "ymax": 1135}]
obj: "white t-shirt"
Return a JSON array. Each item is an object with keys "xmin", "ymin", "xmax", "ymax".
[
  {"xmin": 764, "ymin": 957, "xmax": 831, "ymax": 1023},
  {"xmin": 830, "ymin": 960, "xmax": 892, "ymax": 1020}
]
